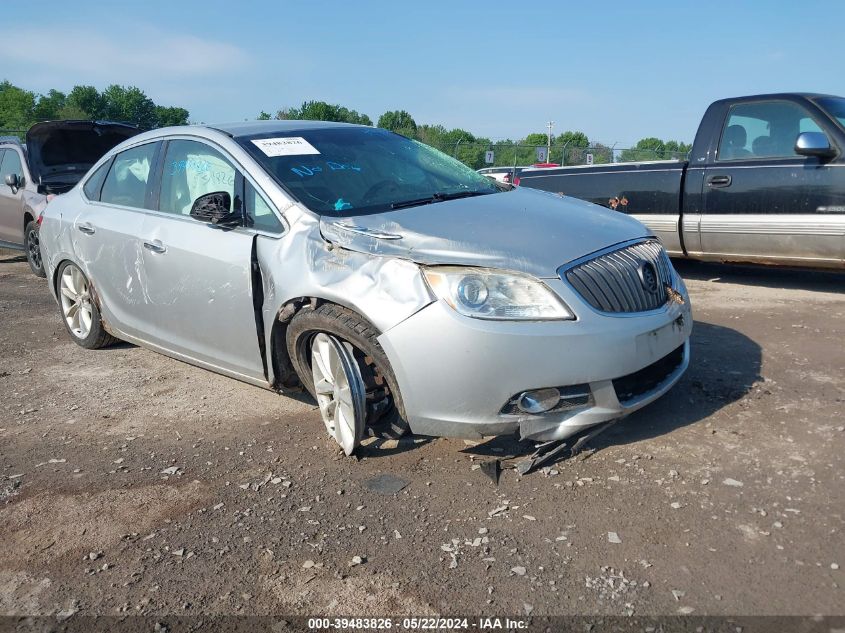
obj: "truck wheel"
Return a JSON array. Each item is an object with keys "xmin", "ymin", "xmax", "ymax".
[
  {"xmin": 287, "ymin": 303, "xmax": 410, "ymax": 447},
  {"xmin": 25, "ymin": 220, "xmax": 46, "ymax": 278},
  {"xmin": 56, "ymin": 261, "xmax": 117, "ymax": 349}
]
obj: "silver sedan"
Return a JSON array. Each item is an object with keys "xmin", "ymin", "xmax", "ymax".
[{"xmin": 38, "ymin": 121, "xmax": 692, "ymax": 455}]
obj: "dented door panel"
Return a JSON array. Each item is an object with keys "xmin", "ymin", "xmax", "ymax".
[{"xmin": 138, "ymin": 212, "xmax": 265, "ymax": 382}]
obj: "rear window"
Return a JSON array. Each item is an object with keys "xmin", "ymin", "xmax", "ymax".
[
  {"xmin": 237, "ymin": 127, "xmax": 500, "ymax": 216},
  {"xmin": 82, "ymin": 159, "xmax": 111, "ymax": 201}
]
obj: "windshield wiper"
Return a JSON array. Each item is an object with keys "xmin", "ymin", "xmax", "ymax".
[{"xmin": 390, "ymin": 190, "xmax": 491, "ymax": 210}]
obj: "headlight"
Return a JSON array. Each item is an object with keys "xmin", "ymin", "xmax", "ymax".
[{"xmin": 423, "ymin": 266, "xmax": 574, "ymax": 321}]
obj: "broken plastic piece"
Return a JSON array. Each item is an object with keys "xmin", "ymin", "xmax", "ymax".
[
  {"xmin": 516, "ymin": 440, "xmax": 569, "ymax": 475},
  {"xmin": 480, "ymin": 459, "xmax": 501, "ymax": 485}
]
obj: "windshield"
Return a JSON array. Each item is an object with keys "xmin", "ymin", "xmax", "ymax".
[
  {"xmin": 238, "ymin": 127, "xmax": 501, "ymax": 216},
  {"xmin": 815, "ymin": 97, "xmax": 845, "ymax": 130}
]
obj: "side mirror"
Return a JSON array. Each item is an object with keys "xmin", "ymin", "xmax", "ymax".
[
  {"xmin": 5, "ymin": 173, "xmax": 20, "ymax": 192},
  {"xmin": 189, "ymin": 191, "xmax": 240, "ymax": 227},
  {"xmin": 795, "ymin": 132, "xmax": 836, "ymax": 159}
]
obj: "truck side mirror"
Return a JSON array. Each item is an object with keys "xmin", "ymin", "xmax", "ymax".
[
  {"xmin": 4, "ymin": 173, "xmax": 20, "ymax": 193},
  {"xmin": 795, "ymin": 132, "xmax": 836, "ymax": 159}
]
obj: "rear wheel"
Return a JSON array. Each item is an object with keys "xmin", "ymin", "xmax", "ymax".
[
  {"xmin": 56, "ymin": 261, "xmax": 117, "ymax": 349},
  {"xmin": 287, "ymin": 303, "xmax": 410, "ymax": 454},
  {"xmin": 24, "ymin": 220, "xmax": 45, "ymax": 278}
]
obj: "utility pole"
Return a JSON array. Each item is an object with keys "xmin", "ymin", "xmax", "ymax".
[{"xmin": 546, "ymin": 121, "xmax": 555, "ymax": 163}]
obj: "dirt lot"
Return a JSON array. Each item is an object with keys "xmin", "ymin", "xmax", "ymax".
[{"xmin": 1, "ymin": 251, "xmax": 843, "ymax": 621}]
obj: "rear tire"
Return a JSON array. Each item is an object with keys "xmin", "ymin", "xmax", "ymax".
[
  {"xmin": 56, "ymin": 261, "xmax": 118, "ymax": 349},
  {"xmin": 287, "ymin": 303, "xmax": 410, "ymax": 439},
  {"xmin": 25, "ymin": 220, "xmax": 45, "ymax": 278}
]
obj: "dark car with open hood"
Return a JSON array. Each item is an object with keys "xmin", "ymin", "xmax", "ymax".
[{"xmin": 0, "ymin": 120, "xmax": 139, "ymax": 276}]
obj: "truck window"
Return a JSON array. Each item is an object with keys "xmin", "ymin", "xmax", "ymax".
[{"xmin": 718, "ymin": 101, "xmax": 823, "ymax": 161}]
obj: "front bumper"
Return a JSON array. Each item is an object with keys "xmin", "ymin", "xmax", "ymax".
[{"xmin": 377, "ymin": 277, "xmax": 692, "ymax": 441}]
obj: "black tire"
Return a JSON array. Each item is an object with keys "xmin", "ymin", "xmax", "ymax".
[
  {"xmin": 24, "ymin": 220, "xmax": 46, "ymax": 278},
  {"xmin": 55, "ymin": 261, "xmax": 118, "ymax": 350},
  {"xmin": 287, "ymin": 303, "xmax": 410, "ymax": 438}
]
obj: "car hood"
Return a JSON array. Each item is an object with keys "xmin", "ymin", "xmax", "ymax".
[
  {"xmin": 319, "ymin": 187, "xmax": 650, "ymax": 278},
  {"xmin": 26, "ymin": 120, "xmax": 140, "ymax": 191}
]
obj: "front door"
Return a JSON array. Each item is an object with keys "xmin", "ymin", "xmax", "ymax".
[
  {"xmin": 0, "ymin": 148, "xmax": 24, "ymax": 244},
  {"xmin": 138, "ymin": 138, "xmax": 265, "ymax": 383},
  {"xmin": 701, "ymin": 99, "xmax": 845, "ymax": 266}
]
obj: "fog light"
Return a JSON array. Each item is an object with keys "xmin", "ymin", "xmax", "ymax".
[{"xmin": 517, "ymin": 388, "xmax": 561, "ymax": 414}]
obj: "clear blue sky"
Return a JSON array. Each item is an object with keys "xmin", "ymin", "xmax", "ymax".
[{"xmin": 1, "ymin": 1, "xmax": 842, "ymax": 146}]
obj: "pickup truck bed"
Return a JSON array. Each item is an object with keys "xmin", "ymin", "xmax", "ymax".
[
  {"xmin": 518, "ymin": 92, "xmax": 845, "ymax": 269},
  {"xmin": 517, "ymin": 160, "xmax": 688, "ymax": 256}
]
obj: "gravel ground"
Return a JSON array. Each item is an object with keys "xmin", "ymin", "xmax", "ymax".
[{"xmin": 0, "ymin": 252, "xmax": 843, "ymax": 620}]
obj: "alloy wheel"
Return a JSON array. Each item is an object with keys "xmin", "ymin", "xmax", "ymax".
[
  {"xmin": 310, "ymin": 332, "xmax": 366, "ymax": 455},
  {"xmin": 59, "ymin": 265, "xmax": 94, "ymax": 339},
  {"xmin": 26, "ymin": 226, "xmax": 42, "ymax": 271}
]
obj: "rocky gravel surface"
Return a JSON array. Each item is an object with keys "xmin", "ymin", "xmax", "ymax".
[{"xmin": 1, "ymin": 253, "xmax": 843, "ymax": 619}]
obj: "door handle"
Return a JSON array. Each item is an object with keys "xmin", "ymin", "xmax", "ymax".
[
  {"xmin": 706, "ymin": 175, "xmax": 732, "ymax": 188},
  {"xmin": 77, "ymin": 223, "xmax": 96, "ymax": 235},
  {"xmin": 143, "ymin": 240, "xmax": 167, "ymax": 254}
]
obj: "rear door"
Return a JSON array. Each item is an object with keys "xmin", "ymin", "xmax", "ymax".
[
  {"xmin": 137, "ymin": 137, "xmax": 266, "ymax": 383},
  {"xmin": 701, "ymin": 99, "xmax": 845, "ymax": 266},
  {"xmin": 73, "ymin": 142, "xmax": 160, "ymax": 339},
  {"xmin": 0, "ymin": 148, "xmax": 24, "ymax": 244}
]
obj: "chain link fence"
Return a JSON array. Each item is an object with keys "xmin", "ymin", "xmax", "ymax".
[
  {"xmin": 0, "ymin": 129, "xmax": 26, "ymax": 141},
  {"xmin": 2, "ymin": 127, "xmax": 689, "ymax": 170},
  {"xmin": 427, "ymin": 140, "xmax": 690, "ymax": 170}
]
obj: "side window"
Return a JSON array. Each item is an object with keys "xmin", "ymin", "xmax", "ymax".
[
  {"xmin": 159, "ymin": 140, "xmax": 237, "ymax": 215},
  {"xmin": 82, "ymin": 159, "xmax": 111, "ymax": 201},
  {"xmin": 245, "ymin": 181, "xmax": 283, "ymax": 233},
  {"xmin": 1, "ymin": 149, "xmax": 24, "ymax": 184},
  {"xmin": 101, "ymin": 143, "xmax": 158, "ymax": 208},
  {"xmin": 718, "ymin": 101, "xmax": 826, "ymax": 161}
]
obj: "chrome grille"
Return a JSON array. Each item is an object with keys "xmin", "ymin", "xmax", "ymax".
[{"xmin": 563, "ymin": 240, "xmax": 674, "ymax": 313}]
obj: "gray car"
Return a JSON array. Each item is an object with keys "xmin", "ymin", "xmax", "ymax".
[
  {"xmin": 0, "ymin": 121, "xmax": 139, "ymax": 276},
  {"xmin": 38, "ymin": 121, "xmax": 692, "ymax": 455}
]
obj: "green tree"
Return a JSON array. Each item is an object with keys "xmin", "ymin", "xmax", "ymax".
[
  {"xmin": 557, "ymin": 130, "xmax": 589, "ymax": 148},
  {"xmin": 0, "ymin": 80, "xmax": 36, "ymax": 131},
  {"xmin": 524, "ymin": 132, "xmax": 552, "ymax": 147},
  {"xmin": 33, "ymin": 89, "xmax": 67, "ymax": 121},
  {"xmin": 101, "ymin": 85, "xmax": 157, "ymax": 128},
  {"xmin": 554, "ymin": 130, "xmax": 590, "ymax": 164},
  {"xmin": 153, "ymin": 105, "xmax": 190, "ymax": 127},
  {"xmin": 620, "ymin": 137, "xmax": 667, "ymax": 162},
  {"xmin": 663, "ymin": 140, "xmax": 692, "ymax": 160},
  {"xmin": 277, "ymin": 100, "xmax": 372, "ymax": 126},
  {"xmin": 377, "ymin": 110, "xmax": 417, "ymax": 137},
  {"xmin": 65, "ymin": 85, "xmax": 105, "ymax": 119},
  {"xmin": 256, "ymin": 110, "xmax": 272, "ymax": 120}
]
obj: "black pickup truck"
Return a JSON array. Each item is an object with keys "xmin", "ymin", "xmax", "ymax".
[{"xmin": 517, "ymin": 93, "xmax": 845, "ymax": 269}]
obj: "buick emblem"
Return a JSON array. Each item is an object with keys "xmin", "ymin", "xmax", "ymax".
[{"xmin": 638, "ymin": 261, "xmax": 659, "ymax": 294}]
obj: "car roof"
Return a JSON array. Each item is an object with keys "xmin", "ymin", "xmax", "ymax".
[{"xmin": 203, "ymin": 120, "xmax": 368, "ymax": 138}]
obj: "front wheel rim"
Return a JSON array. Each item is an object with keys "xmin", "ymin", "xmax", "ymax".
[
  {"xmin": 27, "ymin": 228, "xmax": 41, "ymax": 270},
  {"xmin": 310, "ymin": 332, "xmax": 366, "ymax": 455},
  {"xmin": 59, "ymin": 265, "xmax": 94, "ymax": 339}
]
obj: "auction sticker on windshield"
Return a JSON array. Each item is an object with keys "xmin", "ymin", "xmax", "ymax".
[{"xmin": 252, "ymin": 137, "xmax": 321, "ymax": 157}]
